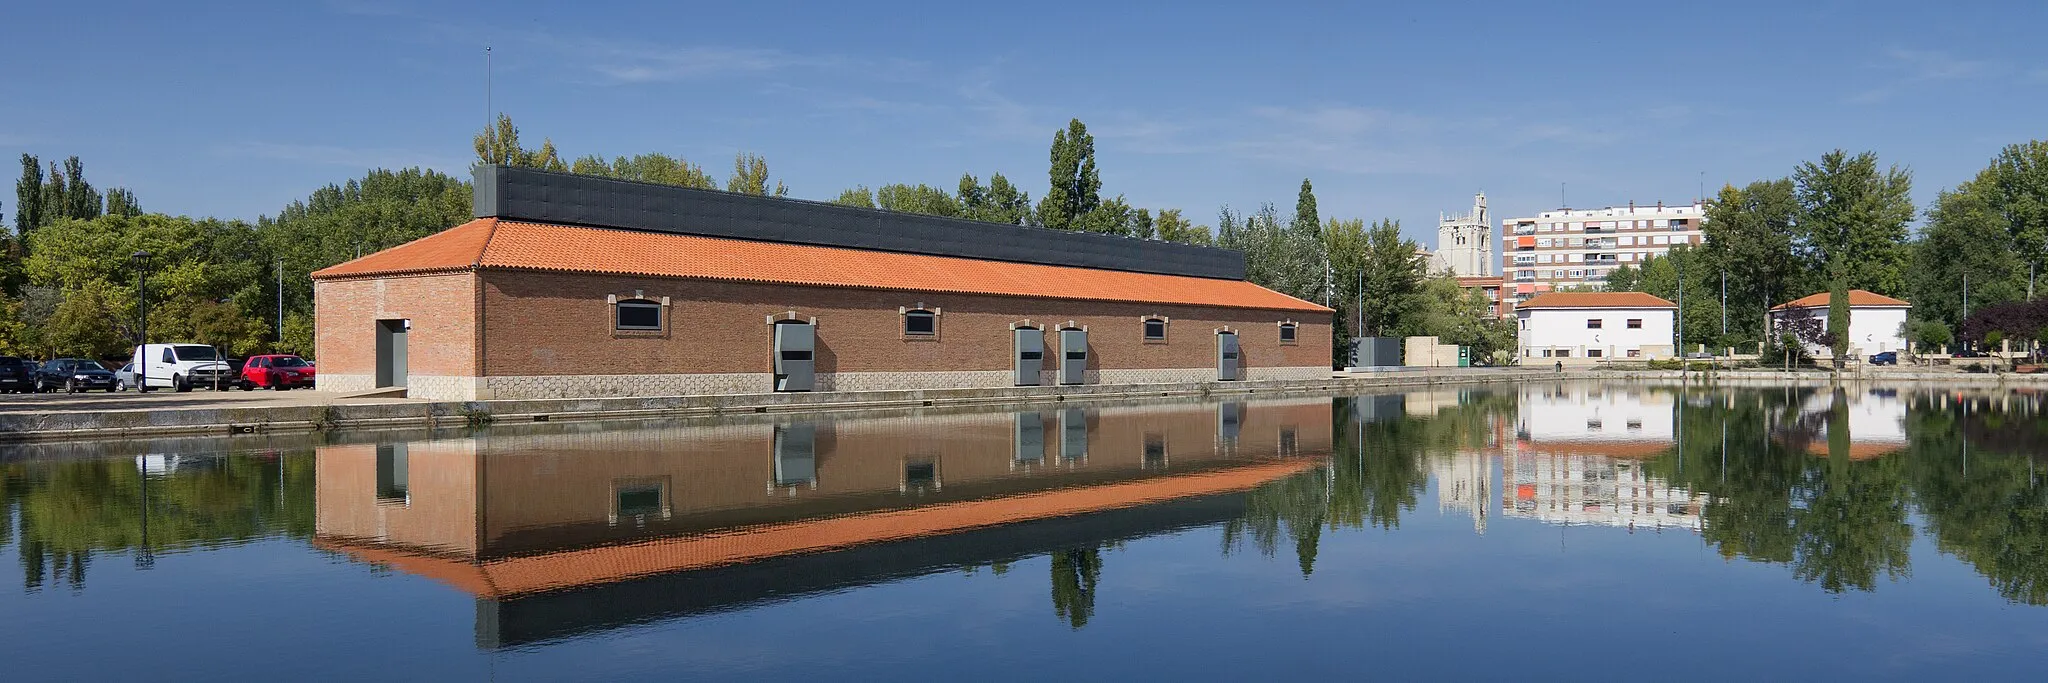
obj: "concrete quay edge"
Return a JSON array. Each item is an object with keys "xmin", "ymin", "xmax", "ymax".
[
  {"xmin": 4, "ymin": 367, "xmax": 2035, "ymax": 444},
  {"xmin": 0, "ymin": 370, "xmax": 1532, "ymax": 443}
]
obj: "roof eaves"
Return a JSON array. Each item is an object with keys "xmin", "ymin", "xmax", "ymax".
[{"xmin": 473, "ymin": 265, "xmax": 1334, "ymax": 313}]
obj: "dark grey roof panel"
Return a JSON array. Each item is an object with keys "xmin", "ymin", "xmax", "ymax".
[{"xmin": 472, "ymin": 165, "xmax": 1247, "ymax": 280}]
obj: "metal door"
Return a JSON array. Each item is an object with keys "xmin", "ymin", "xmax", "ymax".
[
  {"xmin": 1060, "ymin": 407, "xmax": 1088, "ymax": 462},
  {"xmin": 773, "ymin": 322, "xmax": 815, "ymax": 392},
  {"xmin": 1217, "ymin": 331, "xmax": 1240, "ymax": 381},
  {"xmin": 1013, "ymin": 411, "xmax": 1046, "ymax": 464},
  {"xmin": 1013, "ymin": 328, "xmax": 1043, "ymax": 386},
  {"xmin": 773, "ymin": 422, "xmax": 817, "ymax": 486},
  {"xmin": 1058, "ymin": 328, "xmax": 1088, "ymax": 385},
  {"xmin": 376, "ymin": 319, "xmax": 409, "ymax": 388}
]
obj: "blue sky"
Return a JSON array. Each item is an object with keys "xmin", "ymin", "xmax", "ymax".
[{"xmin": 3, "ymin": 0, "xmax": 2044, "ymax": 245}]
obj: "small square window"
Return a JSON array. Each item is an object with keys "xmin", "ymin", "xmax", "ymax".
[
  {"xmin": 1587, "ymin": 319, "xmax": 1603, "ymax": 329},
  {"xmin": 1587, "ymin": 349, "xmax": 1603, "ymax": 358},
  {"xmin": 615, "ymin": 300, "xmax": 662, "ymax": 330},
  {"xmin": 1557, "ymin": 349, "xmax": 1571, "ymax": 357},
  {"xmin": 1626, "ymin": 319, "xmax": 1643, "ymax": 329},
  {"xmin": 1143, "ymin": 318, "xmax": 1167, "ymax": 340},
  {"xmin": 904, "ymin": 310, "xmax": 937, "ymax": 336},
  {"xmin": 1279, "ymin": 323, "xmax": 1298, "ymax": 343}
]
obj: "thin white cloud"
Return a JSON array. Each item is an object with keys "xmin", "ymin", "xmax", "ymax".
[
  {"xmin": 215, "ymin": 142, "xmax": 466, "ymax": 173},
  {"xmin": 1849, "ymin": 47, "xmax": 1998, "ymax": 104}
]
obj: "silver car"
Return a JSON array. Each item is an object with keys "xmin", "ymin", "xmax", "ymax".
[{"xmin": 115, "ymin": 363, "xmax": 139, "ymax": 390}]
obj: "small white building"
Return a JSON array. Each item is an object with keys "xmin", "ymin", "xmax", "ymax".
[
  {"xmin": 1515, "ymin": 292, "xmax": 1676, "ymax": 364},
  {"xmin": 1769, "ymin": 290, "xmax": 1910, "ymax": 357}
]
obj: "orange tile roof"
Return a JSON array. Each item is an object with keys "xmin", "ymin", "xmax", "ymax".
[
  {"xmin": 313, "ymin": 459, "xmax": 1318, "ymax": 598},
  {"xmin": 1772, "ymin": 290, "xmax": 1910, "ymax": 310},
  {"xmin": 1516, "ymin": 292, "xmax": 1675, "ymax": 309},
  {"xmin": 313, "ymin": 219, "xmax": 1329, "ymax": 313}
]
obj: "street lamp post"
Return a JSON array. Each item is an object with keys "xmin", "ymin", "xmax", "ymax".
[{"xmin": 132, "ymin": 250, "xmax": 152, "ymax": 392}]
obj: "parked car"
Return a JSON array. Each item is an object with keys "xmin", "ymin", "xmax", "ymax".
[
  {"xmin": 34, "ymin": 358, "xmax": 118, "ymax": 393},
  {"xmin": 114, "ymin": 363, "xmax": 139, "ymax": 390},
  {"xmin": 240, "ymin": 354, "xmax": 316, "ymax": 390},
  {"xmin": 0, "ymin": 356, "xmax": 32, "ymax": 393},
  {"xmin": 1868, "ymin": 351, "xmax": 1898, "ymax": 366},
  {"xmin": 132, "ymin": 343, "xmax": 236, "ymax": 392}
]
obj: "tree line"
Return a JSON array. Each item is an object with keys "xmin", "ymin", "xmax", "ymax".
[{"xmin": 1601, "ymin": 142, "xmax": 2048, "ymax": 358}]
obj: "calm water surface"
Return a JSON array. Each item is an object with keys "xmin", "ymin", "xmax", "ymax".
[{"xmin": 4, "ymin": 383, "xmax": 2047, "ymax": 680}]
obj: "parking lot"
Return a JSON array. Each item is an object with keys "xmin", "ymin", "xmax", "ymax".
[{"xmin": 0, "ymin": 386, "xmax": 421, "ymax": 414}]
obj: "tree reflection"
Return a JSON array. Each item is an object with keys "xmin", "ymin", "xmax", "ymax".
[
  {"xmin": 1649, "ymin": 387, "xmax": 1915, "ymax": 593},
  {"xmin": 1905, "ymin": 393, "xmax": 2048, "ymax": 605},
  {"xmin": 1049, "ymin": 546, "xmax": 1102, "ymax": 629},
  {"xmin": 2, "ymin": 451, "xmax": 316, "ymax": 591},
  {"xmin": 1228, "ymin": 392, "xmax": 1515, "ymax": 576}
]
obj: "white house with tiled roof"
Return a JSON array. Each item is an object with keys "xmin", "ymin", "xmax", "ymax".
[
  {"xmin": 1769, "ymin": 290, "xmax": 1910, "ymax": 358},
  {"xmin": 1515, "ymin": 292, "xmax": 1676, "ymax": 364}
]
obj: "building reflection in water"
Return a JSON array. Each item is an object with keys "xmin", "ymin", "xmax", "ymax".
[{"xmin": 310, "ymin": 399, "xmax": 1333, "ymax": 647}]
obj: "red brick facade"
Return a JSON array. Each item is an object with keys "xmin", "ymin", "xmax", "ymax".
[{"xmin": 316, "ymin": 268, "xmax": 1332, "ymax": 399}]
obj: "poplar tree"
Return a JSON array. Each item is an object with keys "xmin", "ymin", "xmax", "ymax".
[
  {"xmin": 15, "ymin": 155, "xmax": 42, "ymax": 235},
  {"xmin": 1036, "ymin": 119, "xmax": 1099, "ymax": 230}
]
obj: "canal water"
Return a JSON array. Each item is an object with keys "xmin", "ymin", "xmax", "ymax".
[{"xmin": 3, "ymin": 383, "xmax": 2046, "ymax": 680}]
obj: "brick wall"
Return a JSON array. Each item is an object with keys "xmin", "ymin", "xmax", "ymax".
[
  {"xmin": 314, "ymin": 267, "xmax": 1331, "ymax": 400},
  {"xmin": 478, "ymin": 269, "xmax": 1330, "ymax": 378},
  {"xmin": 313, "ymin": 272, "xmax": 479, "ymax": 392}
]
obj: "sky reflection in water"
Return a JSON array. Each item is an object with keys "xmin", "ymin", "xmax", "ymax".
[{"xmin": 3, "ymin": 384, "xmax": 2046, "ymax": 680}]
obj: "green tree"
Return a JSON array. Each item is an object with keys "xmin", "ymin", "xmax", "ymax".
[
  {"xmin": 831, "ymin": 185, "xmax": 876, "ymax": 209},
  {"xmin": 569, "ymin": 152, "xmax": 717, "ymax": 189},
  {"xmin": 42, "ymin": 280, "xmax": 128, "ymax": 358},
  {"xmin": 1129, "ymin": 207, "xmax": 1154, "ymax": 240},
  {"xmin": 958, "ymin": 172, "xmax": 1033, "ymax": 225},
  {"xmin": 1036, "ymin": 119, "xmax": 1100, "ymax": 230},
  {"xmin": 473, "ymin": 114, "xmax": 566, "ymax": 170},
  {"xmin": 1913, "ymin": 186, "xmax": 2024, "ymax": 326},
  {"xmin": 257, "ymin": 168, "xmax": 472, "ymax": 336},
  {"xmin": 61, "ymin": 157, "xmax": 101, "ymax": 221},
  {"xmin": 726, "ymin": 152, "xmax": 788, "ymax": 197},
  {"xmin": 875, "ymin": 183, "xmax": 959, "ymax": 217},
  {"xmin": 1355, "ymin": 219, "xmax": 1424, "ymax": 336},
  {"xmin": 15, "ymin": 154, "xmax": 44, "ymax": 235},
  {"xmin": 1153, "ymin": 208, "xmax": 1208, "ymax": 245},
  {"xmin": 1702, "ymin": 179, "xmax": 1809, "ymax": 342},
  {"xmin": 1078, "ymin": 194, "xmax": 1132, "ymax": 235},
  {"xmin": 104, "ymin": 188, "xmax": 141, "ymax": 217},
  {"xmin": 1794, "ymin": 150, "xmax": 1915, "ymax": 364}
]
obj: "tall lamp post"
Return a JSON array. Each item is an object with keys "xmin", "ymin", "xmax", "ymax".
[{"xmin": 132, "ymin": 250, "xmax": 152, "ymax": 392}]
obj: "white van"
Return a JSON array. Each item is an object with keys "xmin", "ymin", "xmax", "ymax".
[{"xmin": 132, "ymin": 344, "xmax": 236, "ymax": 392}]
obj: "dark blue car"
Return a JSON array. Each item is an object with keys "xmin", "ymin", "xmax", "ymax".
[{"xmin": 1867, "ymin": 351, "xmax": 1898, "ymax": 366}]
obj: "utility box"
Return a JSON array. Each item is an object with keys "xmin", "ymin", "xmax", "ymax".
[{"xmin": 1348, "ymin": 337, "xmax": 1401, "ymax": 368}]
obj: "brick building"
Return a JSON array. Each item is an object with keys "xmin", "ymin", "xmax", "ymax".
[{"xmin": 312, "ymin": 167, "xmax": 1332, "ymax": 400}]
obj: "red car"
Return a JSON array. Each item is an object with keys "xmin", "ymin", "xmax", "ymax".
[{"xmin": 240, "ymin": 354, "xmax": 316, "ymax": 390}]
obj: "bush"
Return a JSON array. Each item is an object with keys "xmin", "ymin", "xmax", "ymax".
[{"xmin": 1964, "ymin": 363, "xmax": 1991, "ymax": 374}]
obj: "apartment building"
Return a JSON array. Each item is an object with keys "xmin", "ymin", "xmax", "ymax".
[{"xmin": 1500, "ymin": 201, "xmax": 1706, "ymax": 307}]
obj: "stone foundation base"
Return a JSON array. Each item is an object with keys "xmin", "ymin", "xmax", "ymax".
[{"xmin": 372, "ymin": 366, "xmax": 1333, "ymax": 401}]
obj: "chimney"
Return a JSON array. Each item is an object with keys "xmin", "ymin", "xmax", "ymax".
[{"xmin": 1656, "ymin": 200, "xmax": 1664, "ymax": 210}]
